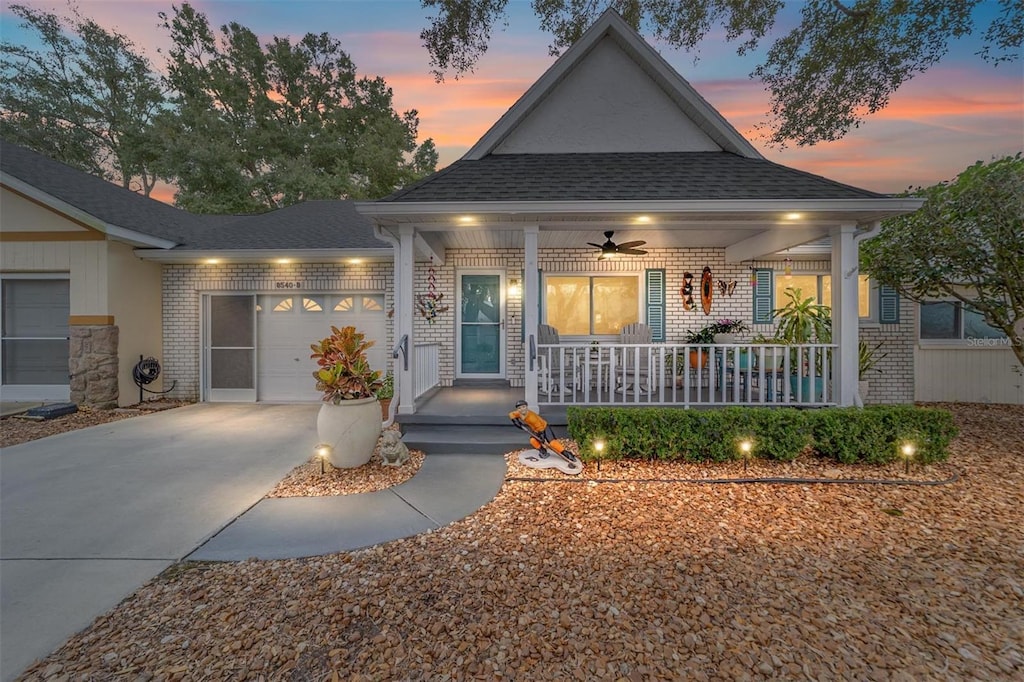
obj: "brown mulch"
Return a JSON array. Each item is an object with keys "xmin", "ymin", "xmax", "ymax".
[
  {"xmin": 16, "ymin": 402, "xmax": 1024, "ymax": 681},
  {"xmin": 266, "ymin": 426, "xmax": 425, "ymax": 498}
]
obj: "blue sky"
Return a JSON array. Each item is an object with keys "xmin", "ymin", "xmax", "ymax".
[{"xmin": 2, "ymin": 0, "xmax": 1022, "ymax": 194}]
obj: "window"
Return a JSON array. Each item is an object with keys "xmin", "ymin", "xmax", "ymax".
[
  {"xmin": 774, "ymin": 273, "xmax": 871, "ymax": 318},
  {"xmin": 920, "ymin": 301, "xmax": 1005, "ymax": 340},
  {"xmin": 545, "ymin": 275, "xmax": 639, "ymax": 335},
  {"xmin": 1, "ymin": 278, "xmax": 70, "ymax": 385}
]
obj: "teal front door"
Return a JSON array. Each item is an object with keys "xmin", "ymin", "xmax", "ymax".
[{"xmin": 457, "ymin": 272, "xmax": 504, "ymax": 377}]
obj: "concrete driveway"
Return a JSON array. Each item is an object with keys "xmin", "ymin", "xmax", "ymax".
[{"xmin": 0, "ymin": 403, "xmax": 317, "ymax": 681}]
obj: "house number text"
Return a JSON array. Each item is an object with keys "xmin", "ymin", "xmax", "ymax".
[{"xmin": 275, "ymin": 281, "xmax": 303, "ymax": 289}]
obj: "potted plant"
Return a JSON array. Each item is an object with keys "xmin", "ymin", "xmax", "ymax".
[
  {"xmin": 310, "ymin": 325, "xmax": 384, "ymax": 468},
  {"xmin": 771, "ymin": 287, "xmax": 832, "ymax": 401},
  {"xmin": 708, "ymin": 318, "xmax": 749, "ymax": 344},
  {"xmin": 682, "ymin": 325, "xmax": 716, "ymax": 370},
  {"xmin": 858, "ymin": 340, "xmax": 887, "ymax": 403},
  {"xmin": 377, "ymin": 371, "xmax": 394, "ymax": 419}
]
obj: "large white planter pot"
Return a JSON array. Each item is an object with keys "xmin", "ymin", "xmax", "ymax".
[
  {"xmin": 713, "ymin": 333, "xmax": 737, "ymax": 344},
  {"xmin": 316, "ymin": 397, "xmax": 382, "ymax": 468},
  {"xmin": 858, "ymin": 380, "xmax": 870, "ymax": 404}
]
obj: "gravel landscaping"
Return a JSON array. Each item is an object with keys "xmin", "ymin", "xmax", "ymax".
[{"xmin": 14, "ymin": 403, "xmax": 1024, "ymax": 681}]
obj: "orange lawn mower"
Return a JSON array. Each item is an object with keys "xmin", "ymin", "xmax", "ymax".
[{"xmin": 508, "ymin": 400, "xmax": 583, "ymax": 475}]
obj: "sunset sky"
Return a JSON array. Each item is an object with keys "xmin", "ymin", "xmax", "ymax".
[{"xmin": 2, "ymin": 0, "xmax": 1022, "ymax": 197}]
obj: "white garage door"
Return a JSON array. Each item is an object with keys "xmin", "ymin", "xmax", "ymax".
[{"xmin": 256, "ymin": 292, "xmax": 387, "ymax": 402}]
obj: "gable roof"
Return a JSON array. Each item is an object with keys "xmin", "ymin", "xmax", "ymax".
[
  {"xmin": 465, "ymin": 8, "xmax": 761, "ymax": 160},
  {"xmin": 379, "ymin": 152, "xmax": 886, "ymax": 203},
  {"xmin": 0, "ymin": 139, "xmax": 217, "ymax": 247},
  {"xmin": 1, "ymin": 140, "xmax": 388, "ymax": 259}
]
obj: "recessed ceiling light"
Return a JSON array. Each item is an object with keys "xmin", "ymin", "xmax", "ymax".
[
  {"xmin": 276, "ymin": 258, "xmax": 290, "ymax": 264},
  {"xmin": 635, "ymin": 215, "xmax": 651, "ymax": 223},
  {"xmin": 348, "ymin": 258, "xmax": 363, "ymax": 265},
  {"xmin": 458, "ymin": 215, "xmax": 474, "ymax": 224},
  {"xmin": 785, "ymin": 212, "xmax": 803, "ymax": 220},
  {"xmin": 204, "ymin": 258, "xmax": 220, "ymax": 265}
]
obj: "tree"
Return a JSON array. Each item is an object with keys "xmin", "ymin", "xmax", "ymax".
[
  {"xmin": 419, "ymin": 0, "xmax": 1022, "ymax": 147},
  {"xmin": 0, "ymin": 3, "xmax": 167, "ymax": 196},
  {"xmin": 156, "ymin": 3, "xmax": 437, "ymax": 214},
  {"xmin": 862, "ymin": 155, "xmax": 1024, "ymax": 369}
]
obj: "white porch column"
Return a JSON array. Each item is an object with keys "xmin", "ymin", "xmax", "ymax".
[
  {"xmin": 524, "ymin": 226, "xmax": 539, "ymax": 409},
  {"xmin": 397, "ymin": 225, "xmax": 416, "ymax": 414},
  {"xmin": 831, "ymin": 223, "xmax": 859, "ymax": 407}
]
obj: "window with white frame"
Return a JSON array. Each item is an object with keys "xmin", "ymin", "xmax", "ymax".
[
  {"xmin": 919, "ymin": 301, "xmax": 1006, "ymax": 341},
  {"xmin": 544, "ymin": 275, "xmax": 640, "ymax": 335},
  {"xmin": 775, "ymin": 274, "xmax": 872, "ymax": 319}
]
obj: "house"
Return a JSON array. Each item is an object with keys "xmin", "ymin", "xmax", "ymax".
[
  {"xmin": 4, "ymin": 10, "xmax": 1019, "ymax": 409},
  {"xmin": 1, "ymin": 141, "xmax": 394, "ymax": 406},
  {"xmin": 354, "ymin": 9, "xmax": 939, "ymax": 412}
]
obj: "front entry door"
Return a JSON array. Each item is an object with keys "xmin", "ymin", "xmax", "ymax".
[
  {"xmin": 457, "ymin": 272, "xmax": 504, "ymax": 378},
  {"xmin": 206, "ymin": 294, "xmax": 256, "ymax": 401}
]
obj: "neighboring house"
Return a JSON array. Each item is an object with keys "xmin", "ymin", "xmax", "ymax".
[
  {"xmin": 3, "ymin": 10, "xmax": 1019, "ymax": 409},
  {"xmin": 1, "ymin": 141, "xmax": 394, "ymax": 406}
]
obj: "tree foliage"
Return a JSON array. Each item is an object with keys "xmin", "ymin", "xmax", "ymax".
[
  {"xmin": 862, "ymin": 154, "xmax": 1024, "ymax": 368},
  {"xmin": 420, "ymin": 0, "xmax": 1022, "ymax": 146},
  {"xmin": 156, "ymin": 2, "xmax": 437, "ymax": 213},
  {"xmin": 0, "ymin": 3, "xmax": 166, "ymax": 195}
]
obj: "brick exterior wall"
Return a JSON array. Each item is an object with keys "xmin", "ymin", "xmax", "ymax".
[
  {"xmin": 160, "ymin": 250, "xmax": 914, "ymax": 404},
  {"xmin": 161, "ymin": 262, "xmax": 393, "ymax": 401}
]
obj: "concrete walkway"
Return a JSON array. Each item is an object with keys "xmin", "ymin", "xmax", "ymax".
[{"xmin": 0, "ymin": 403, "xmax": 506, "ymax": 681}]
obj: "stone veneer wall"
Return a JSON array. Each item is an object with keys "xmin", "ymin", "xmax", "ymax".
[
  {"xmin": 69, "ymin": 324, "xmax": 119, "ymax": 407},
  {"xmin": 162, "ymin": 262, "xmax": 393, "ymax": 402}
]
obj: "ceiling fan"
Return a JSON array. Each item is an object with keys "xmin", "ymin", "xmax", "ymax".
[{"xmin": 588, "ymin": 231, "xmax": 648, "ymax": 260}]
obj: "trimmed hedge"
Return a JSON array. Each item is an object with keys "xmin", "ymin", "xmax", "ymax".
[{"xmin": 566, "ymin": 405, "xmax": 958, "ymax": 465}]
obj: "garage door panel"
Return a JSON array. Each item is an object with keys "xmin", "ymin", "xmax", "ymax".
[{"xmin": 255, "ymin": 292, "xmax": 385, "ymax": 402}]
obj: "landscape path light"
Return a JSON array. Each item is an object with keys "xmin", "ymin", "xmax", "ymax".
[
  {"xmin": 739, "ymin": 439, "xmax": 753, "ymax": 473},
  {"xmin": 900, "ymin": 441, "xmax": 916, "ymax": 475},
  {"xmin": 593, "ymin": 439, "xmax": 605, "ymax": 472},
  {"xmin": 315, "ymin": 444, "xmax": 332, "ymax": 475}
]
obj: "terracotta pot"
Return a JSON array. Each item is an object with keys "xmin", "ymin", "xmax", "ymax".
[
  {"xmin": 379, "ymin": 398, "xmax": 392, "ymax": 419},
  {"xmin": 688, "ymin": 350, "xmax": 709, "ymax": 368},
  {"xmin": 316, "ymin": 397, "xmax": 382, "ymax": 468}
]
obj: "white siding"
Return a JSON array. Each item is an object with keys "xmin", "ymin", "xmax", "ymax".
[
  {"xmin": 494, "ymin": 38, "xmax": 721, "ymax": 154},
  {"xmin": 916, "ymin": 346, "xmax": 1023, "ymax": 404}
]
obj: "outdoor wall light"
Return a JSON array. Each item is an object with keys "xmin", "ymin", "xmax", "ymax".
[
  {"xmin": 315, "ymin": 444, "xmax": 332, "ymax": 474},
  {"xmin": 900, "ymin": 441, "xmax": 916, "ymax": 474},
  {"xmin": 508, "ymin": 278, "xmax": 522, "ymax": 298},
  {"xmin": 783, "ymin": 257, "xmax": 793, "ymax": 279}
]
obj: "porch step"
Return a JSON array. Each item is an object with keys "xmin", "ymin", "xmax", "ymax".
[{"xmin": 401, "ymin": 424, "xmax": 565, "ymax": 456}]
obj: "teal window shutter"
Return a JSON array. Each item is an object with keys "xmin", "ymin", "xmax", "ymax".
[
  {"xmin": 645, "ymin": 269, "xmax": 666, "ymax": 341},
  {"xmin": 752, "ymin": 269, "xmax": 774, "ymax": 323},
  {"xmin": 878, "ymin": 285, "xmax": 900, "ymax": 324}
]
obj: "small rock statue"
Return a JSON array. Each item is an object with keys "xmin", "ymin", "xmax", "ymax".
[{"xmin": 380, "ymin": 430, "xmax": 410, "ymax": 467}]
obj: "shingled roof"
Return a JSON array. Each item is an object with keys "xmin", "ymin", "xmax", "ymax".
[
  {"xmin": 1, "ymin": 140, "xmax": 385, "ymax": 252},
  {"xmin": 380, "ymin": 152, "xmax": 886, "ymax": 203},
  {"xmin": 174, "ymin": 200, "xmax": 386, "ymax": 251},
  {"xmin": 0, "ymin": 139, "xmax": 220, "ymax": 244}
]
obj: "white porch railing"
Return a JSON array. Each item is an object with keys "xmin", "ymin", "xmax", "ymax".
[
  {"xmin": 536, "ymin": 343, "xmax": 836, "ymax": 407},
  {"xmin": 413, "ymin": 343, "xmax": 440, "ymax": 400}
]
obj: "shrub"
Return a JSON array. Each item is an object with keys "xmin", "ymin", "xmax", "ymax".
[{"xmin": 567, "ymin": 405, "xmax": 957, "ymax": 466}]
